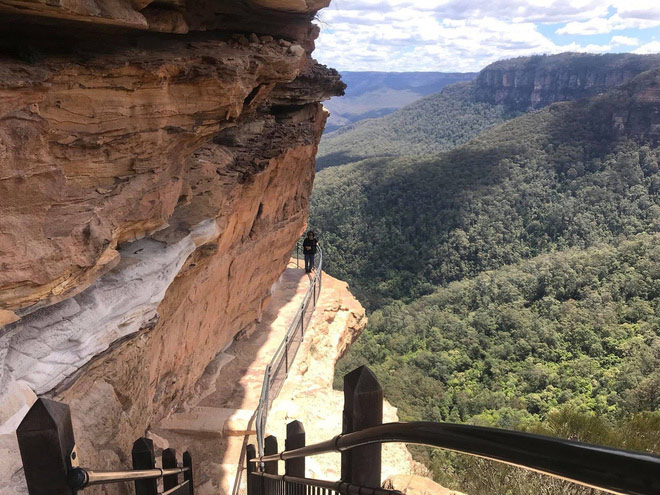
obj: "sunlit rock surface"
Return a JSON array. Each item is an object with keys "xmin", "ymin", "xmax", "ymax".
[
  {"xmin": 0, "ymin": 2, "xmax": 344, "ymax": 492},
  {"xmin": 267, "ymin": 274, "xmax": 425, "ymax": 484}
]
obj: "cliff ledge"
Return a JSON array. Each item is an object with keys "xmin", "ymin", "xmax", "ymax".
[{"xmin": 0, "ymin": 3, "xmax": 344, "ymax": 493}]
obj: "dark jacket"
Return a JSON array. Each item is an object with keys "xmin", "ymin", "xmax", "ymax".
[{"xmin": 303, "ymin": 238, "xmax": 318, "ymax": 255}]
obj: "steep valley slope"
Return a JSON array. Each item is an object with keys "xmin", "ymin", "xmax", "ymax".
[
  {"xmin": 312, "ymin": 64, "xmax": 660, "ymax": 309},
  {"xmin": 312, "ymin": 61, "xmax": 660, "ymax": 493},
  {"xmin": 337, "ymin": 233, "xmax": 660, "ymax": 495}
]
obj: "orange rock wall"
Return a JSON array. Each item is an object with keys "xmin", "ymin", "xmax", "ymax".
[
  {"xmin": 54, "ymin": 135, "xmax": 321, "ymax": 485},
  {"xmin": 0, "ymin": 7, "xmax": 343, "ymax": 492}
]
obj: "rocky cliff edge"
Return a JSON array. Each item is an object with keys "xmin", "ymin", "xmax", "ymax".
[{"xmin": 0, "ymin": 4, "xmax": 344, "ymax": 493}]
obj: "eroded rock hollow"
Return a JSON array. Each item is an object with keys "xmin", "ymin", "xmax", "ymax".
[{"xmin": 0, "ymin": 3, "xmax": 344, "ymax": 492}]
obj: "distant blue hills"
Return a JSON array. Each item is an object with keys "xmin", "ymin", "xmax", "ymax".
[{"xmin": 323, "ymin": 71, "xmax": 477, "ymax": 132}]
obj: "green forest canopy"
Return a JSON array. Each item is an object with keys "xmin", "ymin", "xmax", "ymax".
[
  {"xmin": 335, "ymin": 233, "xmax": 660, "ymax": 493},
  {"xmin": 312, "ymin": 66, "xmax": 660, "ymax": 492},
  {"xmin": 312, "ymin": 85, "xmax": 660, "ymax": 310}
]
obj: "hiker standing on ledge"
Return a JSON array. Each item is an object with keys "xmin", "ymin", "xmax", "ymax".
[{"xmin": 303, "ymin": 231, "xmax": 318, "ymax": 274}]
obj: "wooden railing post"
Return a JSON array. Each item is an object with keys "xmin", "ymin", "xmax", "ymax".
[
  {"xmin": 247, "ymin": 444, "xmax": 257, "ymax": 495},
  {"xmin": 285, "ymin": 420, "xmax": 305, "ymax": 477},
  {"xmin": 183, "ymin": 451, "xmax": 194, "ymax": 495},
  {"xmin": 16, "ymin": 399, "xmax": 76, "ymax": 495},
  {"xmin": 341, "ymin": 366, "xmax": 383, "ymax": 487},
  {"xmin": 132, "ymin": 437, "xmax": 157, "ymax": 495},
  {"xmin": 162, "ymin": 448, "xmax": 178, "ymax": 491},
  {"xmin": 264, "ymin": 435, "xmax": 278, "ymax": 475}
]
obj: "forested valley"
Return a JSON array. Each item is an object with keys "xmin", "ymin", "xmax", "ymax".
[{"xmin": 311, "ymin": 55, "xmax": 660, "ymax": 493}]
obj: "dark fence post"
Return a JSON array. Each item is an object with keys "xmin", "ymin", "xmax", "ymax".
[
  {"xmin": 132, "ymin": 437, "xmax": 157, "ymax": 495},
  {"xmin": 247, "ymin": 444, "xmax": 257, "ymax": 495},
  {"xmin": 264, "ymin": 435, "xmax": 278, "ymax": 475},
  {"xmin": 183, "ymin": 451, "xmax": 194, "ymax": 495},
  {"xmin": 285, "ymin": 420, "xmax": 305, "ymax": 482},
  {"xmin": 341, "ymin": 366, "xmax": 383, "ymax": 487},
  {"xmin": 16, "ymin": 399, "xmax": 76, "ymax": 495},
  {"xmin": 162, "ymin": 448, "xmax": 178, "ymax": 491}
]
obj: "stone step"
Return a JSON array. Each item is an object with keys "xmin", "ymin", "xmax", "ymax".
[{"xmin": 159, "ymin": 407, "xmax": 256, "ymax": 437}]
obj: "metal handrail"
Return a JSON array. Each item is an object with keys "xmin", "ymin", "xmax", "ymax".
[
  {"xmin": 250, "ymin": 421, "xmax": 660, "ymax": 495},
  {"xmin": 68, "ymin": 466, "xmax": 190, "ymax": 488},
  {"xmin": 255, "ymin": 242, "xmax": 323, "ymax": 458}
]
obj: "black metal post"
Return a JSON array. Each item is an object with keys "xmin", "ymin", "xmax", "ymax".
[
  {"xmin": 285, "ymin": 420, "xmax": 305, "ymax": 495},
  {"xmin": 162, "ymin": 448, "xmax": 178, "ymax": 491},
  {"xmin": 341, "ymin": 366, "xmax": 383, "ymax": 487},
  {"xmin": 183, "ymin": 451, "xmax": 194, "ymax": 495},
  {"xmin": 265, "ymin": 436, "xmax": 279, "ymax": 475},
  {"xmin": 16, "ymin": 399, "xmax": 76, "ymax": 495},
  {"xmin": 132, "ymin": 438, "xmax": 158, "ymax": 495},
  {"xmin": 247, "ymin": 444, "xmax": 257, "ymax": 495}
]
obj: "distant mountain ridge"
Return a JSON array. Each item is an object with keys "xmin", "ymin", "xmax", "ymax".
[
  {"xmin": 318, "ymin": 52, "xmax": 660, "ymax": 170},
  {"xmin": 318, "ymin": 82, "xmax": 508, "ymax": 169},
  {"xmin": 323, "ymin": 71, "xmax": 477, "ymax": 132},
  {"xmin": 475, "ymin": 52, "xmax": 660, "ymax": 112},
  {"xmin": 312, "ymin": 63, "xmax": 660, "ymax": 308}
]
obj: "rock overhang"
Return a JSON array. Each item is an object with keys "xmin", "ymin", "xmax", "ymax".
[{"xmin": 0, "ymin": 0, "xmax": 331, "ymax": 38}]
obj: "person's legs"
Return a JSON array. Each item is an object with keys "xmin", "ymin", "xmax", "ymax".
[{"xmin": 304, "ymin": 253, "xmax": 311, "ymax": 272}]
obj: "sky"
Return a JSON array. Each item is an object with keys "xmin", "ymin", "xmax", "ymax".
[{"xmin": 313, "ymin": 0, "xmax": 660, "ymax": 72}]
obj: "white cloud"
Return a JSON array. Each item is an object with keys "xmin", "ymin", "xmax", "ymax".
[
  {"xmin": 557, "ymin": 13, "xmax": 660, "ymax": 35},
  {"xmin": 556, "ymin": 17, "xmax": 611, "ymax": 35},
  {"xmin": 611, "ymin": 35, "xmax": 640, "ymax": 46},
  {"xmin": 315, "ymin": 1, "xmax": 660, "ymax": 71},
  {"xmin": 633, "ymin": 41, "xmax": 660, "ymax": 54},
  {"xmin": 555, "ymin": 1, "xmax": 660, "ymax": 35}
]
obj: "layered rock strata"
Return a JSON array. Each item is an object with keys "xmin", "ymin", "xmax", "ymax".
[
  {"xmin": 475, "ymin": 52, "xmax": 660, "ymax": 112},
  {"xmin": 0, "ymin": 6, "xmax": 343, "ymax": 493},
  {"xmin": 0, "ymin": 0, "xmax": 330, "ymax": 38}
]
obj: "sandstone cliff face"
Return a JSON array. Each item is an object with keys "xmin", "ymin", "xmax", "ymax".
[
  {"xmin": 474, "ymin": 53, "xmax": 660, "ymax": 112},
  {"xmin": 609, "ymin": 68, "xmax": 660, "ymax": 140},
  {"xmin": 0, "ymin": 5, "xmax": 343, "ymax": 493},
  {"xmin": 0, "ymin": 0, "xmax": 330, "ymax": 38}
]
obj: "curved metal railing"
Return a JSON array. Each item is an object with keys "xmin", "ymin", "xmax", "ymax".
[
  {"xmin": 251, "ymin": 421, "xmax": 660, "ymax": 495},
  {"xmin": 255, "ymin": 243, "xmax": 323, "ymax": 457}
]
